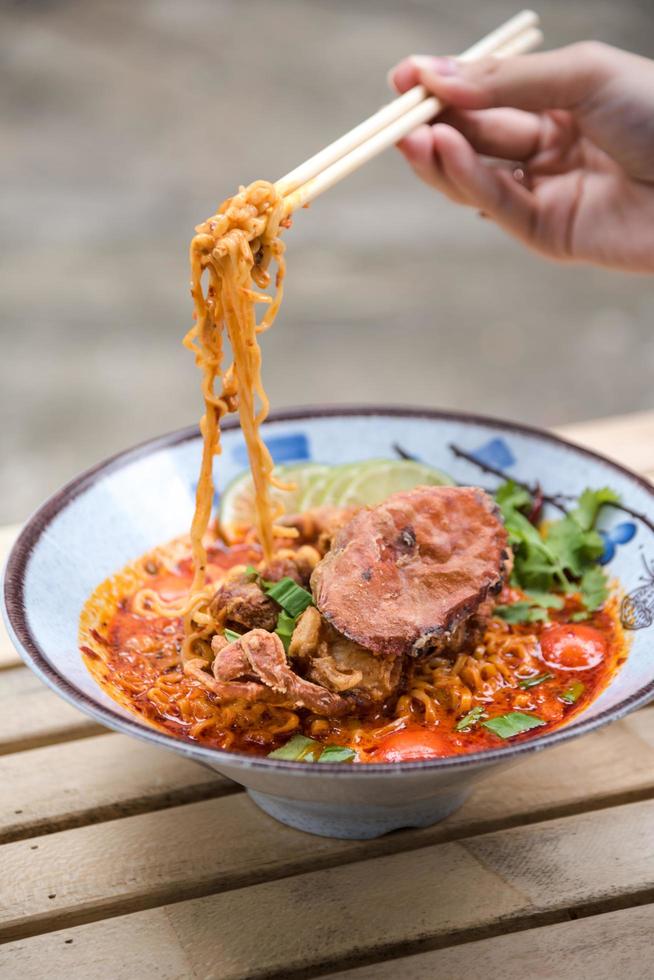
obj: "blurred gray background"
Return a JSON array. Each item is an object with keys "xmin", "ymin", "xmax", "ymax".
[{"xmin": 1, "ymin": 0, "xmax": 653, "ymax": 524}]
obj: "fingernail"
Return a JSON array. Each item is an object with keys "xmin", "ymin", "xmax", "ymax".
[
  {"xmin": 409, "ymin": 55, "xmax": 458, "ymax": 77},
  {"xmin": 386, "ymin": 65, "xmax": 401, "ymax": 90}
]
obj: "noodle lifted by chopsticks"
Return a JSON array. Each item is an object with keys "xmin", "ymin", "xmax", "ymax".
[{"xmin": 184, "ymin": 180, "xmax": 288, "ymax": 583}]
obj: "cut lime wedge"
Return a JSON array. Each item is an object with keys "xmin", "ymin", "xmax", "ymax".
[
  {"xmin": 219, "ymin": 463, "xmax": 327, "ymax": 541},
  {"xmin": 219, "ymin": 458, "xmax": 455, "ymax": 541},
  {"xmin": 340, "ymin": 459, "xmax": 455, "ymax": 506}
]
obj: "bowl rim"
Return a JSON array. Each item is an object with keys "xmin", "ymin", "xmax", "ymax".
[{"xmin": 4, "ymin": 403, "xmax": 654, "ymax": 776}]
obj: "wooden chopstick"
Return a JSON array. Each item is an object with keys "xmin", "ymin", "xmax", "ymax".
[{"xmin": 276, "ymin": 10, "xmax": 542, "ymax": 214}]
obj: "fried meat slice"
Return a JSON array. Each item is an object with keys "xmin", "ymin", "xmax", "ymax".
[{"xmin": 311, "ymin": 486, "xmax": 510, "ymax": 658}]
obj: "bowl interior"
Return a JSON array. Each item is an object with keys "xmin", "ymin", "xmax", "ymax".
[{"xmin": 5, "ymin": 407, "xmax": 654, "ymax": 769}]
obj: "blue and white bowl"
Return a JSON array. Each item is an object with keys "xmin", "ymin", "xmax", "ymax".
[{"xmin": 4, "ymin": 407, "xmax": 654, "ymax": 839}]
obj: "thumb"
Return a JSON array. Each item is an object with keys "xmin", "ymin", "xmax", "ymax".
[{"xmin": 412, "ymin": 42, "xmax": 619, "ymax": 114}]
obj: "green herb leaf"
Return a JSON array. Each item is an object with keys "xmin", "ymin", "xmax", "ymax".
[
  {"xmin": 268, "ymin": 735, "xmax": 356, "ymax": 763},
  {"xmin": 264, "ymin": 577, "xmax": 314, "ymax": 617},
  {"xmin": 268, "ymin": 735, "xmax": 320, "ymax": 761},
  {"xmin": 524, "ymin": 591, "xmax": 565, "ymax": 609},
  {"xmin": 579, "ymin": 565, "xmax": 609, "ymax": 612},
  {"xmin": 245, "ymin": 564, "xmax": 259, "ymax": 579},
  {"xmin": 482, "ymin": 712, "xmax": 546, "ymax": 739},
  {"xmin": 495, "ymin": 603, "xmax": 549, "ymax": 624},
  {"xmin": 224, "ymin": 628, "xmax": 241, "ymax": 643},
  {"xmin": 517, "ymin": 672, "xmax": 554, "ymax": 689},
  {"xmin": 572, "ymin": 488, "xmax": 620, "ymax": 533},
  {"xmin": 495, "ymin": 482, "xmax": 619, "ymax": 608},
  {"xmin": 275, "ymin": 610, "xmax": 297, "ymax": 653},
  {"xmin": 495, "ymin": 480, "xmax": 533, "ymax": 516},
  {"xmin": 546, "ymin": 518, "xmax": 591, "ymax": 578},
  {"xmin": 455, "ymin": 706, "xmax": 486, "ymax": 731},
  {"xmin": 317, "ymin": 745, "xmax": 357, "ymax": 763},
  {"xmin": 570, "ymin": 611, "xmax": 589, "ymax": 622},
  {"xmin": 561, "ymin": 681, "xmax": 585, "ymax": 704}
]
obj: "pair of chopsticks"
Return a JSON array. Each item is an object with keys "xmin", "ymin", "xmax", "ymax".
[{"xmin": 275, "ymin": 10, "xmax": 542, "ymax": 215}]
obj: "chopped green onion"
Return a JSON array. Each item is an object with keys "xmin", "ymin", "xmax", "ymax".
[
  {"xmin": 561, "ymin": 681, "xmax": 585, "ymax": 704},
  {"xmin": 482, "ymin": 711, "xmax": 546, "ymax": 739},
  {"xmin": 455, "ymin": 706, "xmax": 486, "ymax": 732},
  {"xmin": 318, "ymin": 745, "xmax": 356, "ymax": 764},
  {"xmin": 275, "ymin": 610, "xmax": 297, "ymax": 653},
  {"xmin": 264, "ymin": 577, "xmax": 314, "ymax": 617},
  {"xmin": 245, "ymin": 564, "xmax": 259, "ymax": 579},
  {"xmin": 224, "ymin": 628, "xmax": 241, "ymax": 644},
  {"xmin": 268, "ymin": 734, "xmax": 320, "ymax": 761},
  {"xmin": 570, "ymin": 611, "xmax": 589, "ymax": 623},
  {"xmin": 517, "ymin": 672, "xmax": 554, "ymax": 689}
]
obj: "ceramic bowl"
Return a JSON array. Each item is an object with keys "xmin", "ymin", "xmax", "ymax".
[{"xmin": 4, "ymin": 407, "xmax": 654, "ymax": 839}]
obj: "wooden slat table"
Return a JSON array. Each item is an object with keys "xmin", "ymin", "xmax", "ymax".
[{"xmin": 2, "ymin": 411, "xmax": 654, "ymax": 980}]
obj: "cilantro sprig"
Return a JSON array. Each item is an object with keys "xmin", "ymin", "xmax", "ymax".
[{"xmin": 494, "ymin": 482, "xmax": 618, "ymax": 624}]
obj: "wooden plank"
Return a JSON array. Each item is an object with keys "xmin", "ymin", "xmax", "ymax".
[
  {"xmin": 0, "ymin": 910, "xmax": 195, "ymax": 980},
  {"xmin": 556, "ymin": 410, "xmax": 654, "ymax": 475},
  {"xmin": 623, "ymin": 706, "xmax": 654, "ymax": 747},
  {"xmin": 0, "ymin": 733, "xmax": 235, "ymax": 844},
  {"xmin": 2, "ymin": 712, "xmax": 654, "ymax": 944},
  {"xmin": 324, "ymin": 905, "xmax": 654, "ymax": 980},
  {"xmin": 0, "ymin": 666, "xmax": 103, "ymax": 755},
  {"xmin": 5, "ymin": 907, "xmax": 653, "ymax": 980},
  {"xmin": 0, "ymin": 524, "xmax": 21, "ymax": 670},
  {"xmin": 2, "ymin": 799, "xmax": 654, "ymax": 977}
]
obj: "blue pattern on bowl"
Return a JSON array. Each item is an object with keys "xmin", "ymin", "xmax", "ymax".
[
  {"xmin": 3, "ymin": 407, "xmax": 654, "ymax": 839},
  {"xmin": 599, "ymin": 521, "xmax": 638, "ymax": 564},
  {"xmin": 231, "ymin": 431, "xmax": 310, "ymax": 467},
  {"xmin": 469, "ymin": 435, "xmax": 516, "ymax": 470}
]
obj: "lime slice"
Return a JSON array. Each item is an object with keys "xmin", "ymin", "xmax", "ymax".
[
  {"xmin": 339, "ymin": 459, "xmax": 455, "ymax": 506},
  {"xmin": 296, "ymin": 469, "xmax": 335, "ymax": 511},
  {"xmin": 219, "ymin": 458, "xmax": 455, "ymax": 540},
  {"xmin": 219, "ymin": 463, "xmax": 328, "ymax": 541},
  {"xmin": 317, "ymin": 463, "xmax": 363, "ymax": 507}
]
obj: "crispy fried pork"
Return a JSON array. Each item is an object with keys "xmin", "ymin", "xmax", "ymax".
[{"xmin": 311, "ymin": 486, "xmax": 510, "ymax": 658}]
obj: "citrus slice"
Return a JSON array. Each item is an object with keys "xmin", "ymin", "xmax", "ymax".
[
  {"xmin": 219, "ymin": 463, "xmax": 328, "ymax": 541},
  {"xmin": 339, "ymin": 459, "xmax": 455, "ymax": 506},
  {"xmin": 219, "ymin": 458, "xmax": 455, "ymax": 541}
]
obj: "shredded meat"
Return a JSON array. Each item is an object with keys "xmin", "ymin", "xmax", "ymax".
[
  {"xmin": 196, "ymin": 628, "xmax": 350, "ymax": 716},
  {"xmin": 209, "ymin": 575, "xmax": 278, "ymax": 633},
  {"xmin": 311, "ymin": 486, "xmax": 511, "ymax": 658},
  {"xmin": 289, "ymin": 606, "xmax": 402, "ymax": 705}
]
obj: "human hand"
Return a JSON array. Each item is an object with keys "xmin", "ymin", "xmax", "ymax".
[{"xmin": 389, "ymin": 43, "xmax": 654, "ymax": 273}]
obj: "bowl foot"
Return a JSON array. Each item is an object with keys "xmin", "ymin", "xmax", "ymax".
[{"xmin": 247, "ymin": 788, "xmax": 469, "ymax": 839}]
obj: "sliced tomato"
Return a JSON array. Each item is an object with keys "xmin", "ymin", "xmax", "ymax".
[
  {"xmin": 540, "ymin": 623, "xmax": 607, "ymax": 672},
  {"xmin": 364, "ymin": 726, "xmax": 456, "ymax": 763}
]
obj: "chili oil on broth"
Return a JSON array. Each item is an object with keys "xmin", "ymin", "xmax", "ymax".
[{"xmin": 79, "ymin": 534, "xmax": 628, "ymax": 761}]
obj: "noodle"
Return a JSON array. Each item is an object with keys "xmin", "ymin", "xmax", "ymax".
[
  {"xmin": 184, "ymin": 179, "xmax": 288, "ymax": 610},
  {"xmin": 398, "ymin": 623, "xmax": 541, "ymax": 718}
]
